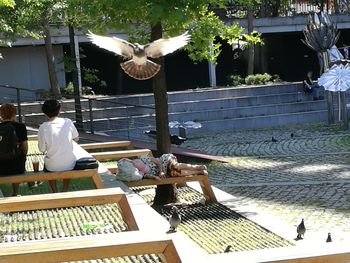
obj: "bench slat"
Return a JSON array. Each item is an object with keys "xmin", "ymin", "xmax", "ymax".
[
  {"xmin": 0, "ymin": 233, "xmax": 180, "ymax": 263},
  {"xmin": 80, "ymin": 141, "xmax": 133, "ymax": 150},
  {"xmin": 0, "ymin": 169, "xmax": 104, "ymax": 190},
  {"xmin": 125, "ymin": 175, "xmax": 217, "ymax": 203},
  {"xmin": 125, "ymin": 175, "xmax": 206, "ymax": 187},
  {"xmin": 91, "ymin": 149, "xmax": 153, "ymax": 160},
  {"xmin": 0, "ymin": 188, "xmax": 138, "ymax": 231}
]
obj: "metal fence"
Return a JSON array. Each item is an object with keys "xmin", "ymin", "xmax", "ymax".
[
  {"xmin": 223, "ymin": 0, "xmax": 349, "ymax": 19},
  {"xmin": 0, "ymin": 85, "xmax": 156, "ymax": 141}
]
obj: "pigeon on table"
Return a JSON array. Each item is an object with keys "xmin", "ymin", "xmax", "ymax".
[
  {"xmin": 168, "ymin": 206, "xmax": 181, "ymax": 233},
  {"xmin": 87, "ymin": 31, "xmax": 190, "ymax": 80},
  {"xmin": 296, "ymin": 219, "xmax": 306, "ymax": 239}
]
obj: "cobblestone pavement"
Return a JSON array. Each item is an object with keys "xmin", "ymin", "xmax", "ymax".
[{"xmin": 182, "ymin": 123, "xmax": 350, "ymax": 242}]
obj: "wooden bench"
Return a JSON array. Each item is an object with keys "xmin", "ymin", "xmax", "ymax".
[
  {"xmin": 80, "ymin": 140, "xmax": 134, "ymax": 151},
  {"xmin": 0, "ymin": 188, "xmax": 181, "ymax": 262},
  {"xmin": 125, "ymin": 175, "xmax": 217, "ymax": 203},
  {"xmin": 91, "ymin": 149, "xmax": 217, "ymax": 203},
  {"xmin": 0, "ymin": 169, "xmax": 104, "ymax": 190},
  {"xmin": 0, "ymin": 232, "xmax": 181, "ymax": 263},
  {"xmin": 0, "ymin": 188, "xmax": 138, "ymax": 230},
  {"xmin": 27, "ymin": 135, "xmax": 38, "ymax": 141},
  {"xmin": 92, "ymin": 149, "xmax": 153, "ymax": 174}
]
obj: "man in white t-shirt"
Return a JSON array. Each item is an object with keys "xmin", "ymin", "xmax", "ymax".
[{"xmin": 38, "ymin": 99, "xmax": 79, "ymax": 192}]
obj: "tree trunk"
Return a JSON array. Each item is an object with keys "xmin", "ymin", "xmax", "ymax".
[
  {"xmin": 247, "ymin": 5, "xmax": 254, "ymax": 75},
  {"xmin": 41, "ymin": 11, "xmax": 60, "ymax": 98},
  {"xmin": 150, "ymin": 23, "xmax": 177, "ymax": 206},
  {"xmin": 68, "ymin": 25, "xmax": 84, "ymax": 131}
]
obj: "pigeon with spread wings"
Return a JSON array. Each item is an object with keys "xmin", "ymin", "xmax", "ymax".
[{"xmin": 87, "ymin": 31, "xmax": 190, "ymax": 80}]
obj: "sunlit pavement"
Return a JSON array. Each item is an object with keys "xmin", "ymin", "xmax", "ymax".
[{"xmin": 183, "ymin": 123, "xmax": 350, "ymax": 243}]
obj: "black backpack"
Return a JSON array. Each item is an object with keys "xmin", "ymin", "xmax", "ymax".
[{"xmin": 0, "ymin": 122, "xmax": 20, "ymax": 160}]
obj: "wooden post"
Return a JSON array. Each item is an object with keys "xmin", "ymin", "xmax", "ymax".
[{"xmin": 199, "ymin": 176, "xmax": 217, "ymax": 203}]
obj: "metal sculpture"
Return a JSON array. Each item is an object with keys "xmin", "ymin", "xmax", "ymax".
[{"xmin": 302, "ymin": 12, "xmax": 340, "ymax": 124}]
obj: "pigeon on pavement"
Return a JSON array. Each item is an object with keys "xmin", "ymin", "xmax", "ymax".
[
  {"xmin": 326, "ymin": 232, "xmax": 332, "ymax": 242},
  {"xmin": 224, "ymin": 245, "xmax": 232, "ymax": 253},
  {"xmin": 272, "ymin": 136, "xmax": 278, "ymax": 142},
  {"xmin": 87, "ymin": 31, "xmax": 190, "ymax": 80},
  {"xmin": 296, "ymin": 219, "xmax": 306, "ymax": 239},
  {"xmin": 168, "ymin": 206, "xmax": 181, "ymax": 233}
]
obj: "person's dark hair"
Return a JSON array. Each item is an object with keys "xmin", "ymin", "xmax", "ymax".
[
  {"xmin": 0, "ymin": 103, "xmax": 16, "ymax": 120},
  {"xmin": 42, "ymin": 99, "xmax": 61, "ymax": 118}
]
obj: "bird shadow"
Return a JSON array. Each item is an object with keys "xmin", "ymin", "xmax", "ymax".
[{"xmin": 166, "ymin": 229, "xmax": 177, "ymax": 234}]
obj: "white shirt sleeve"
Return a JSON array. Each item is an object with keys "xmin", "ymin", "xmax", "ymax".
[
  {"xmin": 38, "ymin": 124, "xmax": 46, "ymax": 153},
  {"xmin": 70, "ymin": 120, "xmax": 79, "ymax": 139}
]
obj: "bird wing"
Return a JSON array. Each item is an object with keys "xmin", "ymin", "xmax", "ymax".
[
  {"xmin": 144, "ymin": 31, "xmax": 190, "ymax": 58},
  {"xmin": 87, "ymin": 31, "xmax": 135, "ymax": 58}
]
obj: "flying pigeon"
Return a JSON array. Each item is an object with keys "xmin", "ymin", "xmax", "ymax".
[
  {"xmin": 296, "ymin": 219, "xmax": 306, "ymax": 239},
  {"xmin": 326, "ymin": 232, "xmax": 332, "ymax": 242},
  {"xmin": 168, "ymin": 206, "xmax": 181, "ymax": 233},
  {"xmin": 87, "ymin": 31, "xmax": 190, "ymax": 80}
]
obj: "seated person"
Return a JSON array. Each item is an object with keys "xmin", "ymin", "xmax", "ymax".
[
  {"xmin": 303, "ymin": 71, "xmax": 320, "ymax": 100},
  {"xmin": 38, "ymin": 100, "xmax": 79, "ymax": 193},
  {"xmin": 0, "ymin": 104, "xmax": 28, "ymax": 196}
]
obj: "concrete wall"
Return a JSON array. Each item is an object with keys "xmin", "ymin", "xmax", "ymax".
[{"xmin": 0, "ymin": 45, "xmax": 66, "ymax": 92}]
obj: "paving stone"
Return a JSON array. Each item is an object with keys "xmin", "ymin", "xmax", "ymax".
[{"xmin": 183, "ymin": 122, "xmax": 350, "ymax": 241}]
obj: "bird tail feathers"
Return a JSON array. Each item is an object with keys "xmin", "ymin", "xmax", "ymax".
[{"xmin": 120, "ymin": 60, "xmax": 160, "ymax": 80}]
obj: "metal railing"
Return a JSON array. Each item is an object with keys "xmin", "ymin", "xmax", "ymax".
[
  {"xmin": 0, "ymin": 85, "xmax": 156, "ymax": 141},
  {"xmin": 221, "ymin": 0, "xmax": 348, "ymax": 19}
]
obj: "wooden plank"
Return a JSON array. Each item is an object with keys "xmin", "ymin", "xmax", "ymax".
[
  {"xmin": 0, "ymin": 232, "xmax": 181, "ymax": 263},
  {"xmin": 79, "ymin": 131, "xmax": 227, "ymax": 162},
  {"xmin": 118, "ymin": 194, "xmax": 139, "ymax": 231},
  {"xmin": 125, "ymin": 175, "xmax": 207, "ymax": 187},
  {"xmin": 0, "ymin": 169, "xmax": 97, "ymax": 183},
  {"xmin": 80, "ymin": 141, "xmax": 133, "ymax": 150},
  {"xmin": 0, "ymin": 169, "xmax": 102, "ymax": 189},
  {"xmin": 0, "ymin": 188, "xmax": 124, "ymax": 213},
  {"xmin": 91, "ymin": 172, "xmax": 104, "ymax": 189},
  {"xmin": 162, "ymin": 241, "xmax": 183, "ymax": 263},
  {"xmin": 124, "ymin": 175, "xmax": 217, "ymax": 203},
  {"xmin": 91, "ymin": 149, "xmax": 153, "ymax": 160},
  {"xmin": 107, "ymin": 167, "xmax": 118, "ymax": 174},
  {"xmin": 27, "ymin": 135, "xmax": 38, "ymax": 141},
  {"xmin": 198, "ymin": 176, "xmax": 217, "ymax": 203}
]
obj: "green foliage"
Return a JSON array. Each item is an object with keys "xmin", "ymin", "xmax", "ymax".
[
  {"xmin": 82, "ymin": 67, "xmax": 106, "ymax": 87},
  {"xmin": 84, "ymin": 0, "xmax": 250, "ymax": 64},
  {"xmin": 227, "ymin": 73, "xmax": 280, "ymax": 86},
  {"xmin": 227, "ymin": 74, "xmax": 244, "ymax": 86},
  {"xmin": 63, "ymin": 82, "xmax": 74, "ymax": 95},
  {"xmin": 0, "ymin": 0, "xmax": 14, "ymax": 7},
  {"xmin": 245, "ymin": 73, "xmax": 272, "ymax": 85},
  {"xmin": 185, "ymin": 12, "xmax": 238, "ymax": 63}
]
